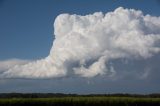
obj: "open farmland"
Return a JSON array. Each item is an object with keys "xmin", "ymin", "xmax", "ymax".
[{"xmin": 0, "ymin": 96, "xmax": 160, "ymax": 106}]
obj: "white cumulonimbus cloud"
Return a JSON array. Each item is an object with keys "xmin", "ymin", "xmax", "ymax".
[{"xmin": 0, "ymin": 7, "xmax": 160, "ymax": 79}]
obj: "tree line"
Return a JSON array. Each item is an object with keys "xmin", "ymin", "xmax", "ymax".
[{"xmin": 0, "ymin": 93, "xmax": 160, "ymax": 98}]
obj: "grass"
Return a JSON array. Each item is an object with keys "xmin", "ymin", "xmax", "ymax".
[{"xmin": 0, "ymin": 96, "xmax": 160, "ymax": 106}]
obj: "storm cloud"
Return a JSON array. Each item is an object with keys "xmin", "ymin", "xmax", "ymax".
[{"xmin": 0, "ymin": 7, "xmax": 160, "ymax": 79}]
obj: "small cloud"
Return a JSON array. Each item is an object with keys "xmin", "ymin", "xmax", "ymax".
[{"xmin": 0, "ymin": 59, "xmax": 30, "ymax": 72}]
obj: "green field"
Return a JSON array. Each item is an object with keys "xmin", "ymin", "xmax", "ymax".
[{"xmin": 0, "ymin": 97, "xmax": 160, "ymax": 106}]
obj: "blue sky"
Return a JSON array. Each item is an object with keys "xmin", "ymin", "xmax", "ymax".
[{"xmin": 0, "ymin": 0, "xmax": 160, "ymax": 93}]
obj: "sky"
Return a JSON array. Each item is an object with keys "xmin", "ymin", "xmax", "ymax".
[{"xmin": 0, "ymin": 0, "xmax": 160, "ymax": 94}]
